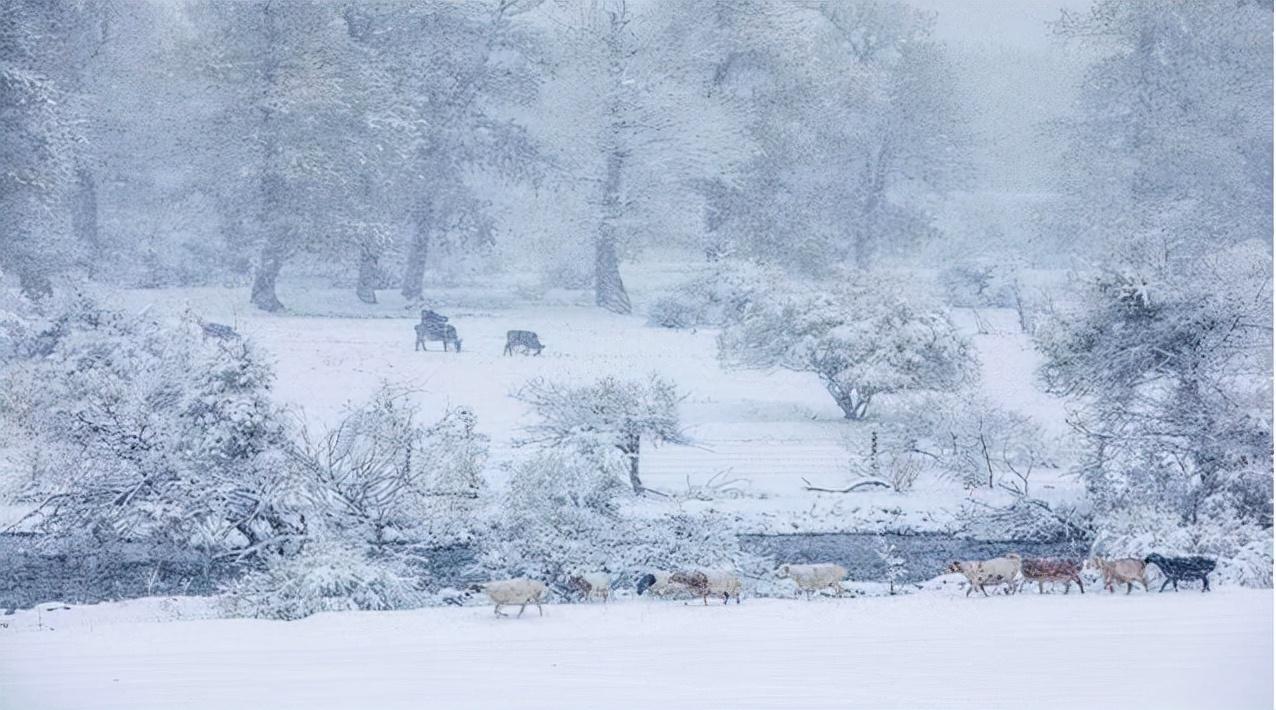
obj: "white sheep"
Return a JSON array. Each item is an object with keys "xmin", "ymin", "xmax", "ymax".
[
  {"xmin": 670, "ymin": 569, "xmax": 742, "ymax": 605},
  {"xmin": 946, "ymin": 554, "xmax": 1022, "ymax": 597},
  {"xmin": 567, "ymin": 572, "xmax": 612, "ymax": 603},
  {"xmin": 778, "ymin": 563, "xmax": 848, "ymax": 599},
  {"xmin": 474, "ymin": 578, "xmax": 547, "ymax": 617}
]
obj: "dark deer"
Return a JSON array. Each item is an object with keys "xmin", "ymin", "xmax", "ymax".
[{"xmin": 503, "ymin": 330, "xmax": 544, "ymax": 356}]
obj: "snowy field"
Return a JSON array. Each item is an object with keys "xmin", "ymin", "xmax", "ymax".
[
  {"xmin": 90, "ymin": 274, "xmax": 1080, "ymax": 535},
  {"xmin": 1, "ymin": 589, "xmax": 1270, "ymax": 709}
]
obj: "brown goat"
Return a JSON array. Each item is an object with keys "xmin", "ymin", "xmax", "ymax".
[
  {"xmin": 1020, "ymin": 558, "xmax": 1084, "ymax": 594},
  {"xmin": 1090, "ymin": 557, "xmax": 1150, "ymax": 594}
]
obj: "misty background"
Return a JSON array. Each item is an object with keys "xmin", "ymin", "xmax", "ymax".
[{"xmin": 6, "ymin": 0, "xmax": 1266, "ymax": 311}]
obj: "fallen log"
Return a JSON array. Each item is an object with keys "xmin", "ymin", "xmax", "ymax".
[{"xmin": 800, "ymin": 477, "xmax": 893, "ymax": 493}]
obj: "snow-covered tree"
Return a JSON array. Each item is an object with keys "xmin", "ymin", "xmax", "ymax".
[
  {"xmin": 647, "ymin": 260, "xmax": 783, "ymax": 330},
  {"xmin": 888, "ymin": 394, "xmax": 1054, "ymax": 493},
  {"xmin": 183, "ymin": 0, "xmax": 355, "ymax": 311},
  {"xmin": 343, "ymin": 0, "xmax": 542, "ymax": 304},
  {"xmin": 1038, "ymin": 242, "xmax": 1272, "ymax": 576},
  {"xmin": 479, "ymin": 448, "xmax": 742, "ymax": 588},
  {"xmin": 0, "ymin": 297, "xmax": 296, "ymax": 554},
  {"xmin": 290, "ymin": 387, "xmax": 488, "ymax": 549},
  {"xmin": 516, "ymin": 374, "xmax": 686, "ymax": 494},
  {"xmin": 707, "ymin": 0, "xmax": 970, "ymax": 272},
  {"xmin": 1044, "ymin": 0, "xmax": 1272, "ymax": 260},
  {"xmin": 0, "ymin": 0, "xmax": 98, "ymax": 298},
  {"xmin": 874, "ymin": 535, "xmax": 906, "ymax": 595},
  {"xmin": 718, "ymin": 276, "xmax": 977, "ymax": 419},
  {"xmin": 535, "ymin": 0, "xmax": 749, "ymax": 312}
]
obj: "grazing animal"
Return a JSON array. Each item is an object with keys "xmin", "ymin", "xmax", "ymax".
[
  {"xmin": 567, "ymin": 572, "xmax": 612, "ymax": 603},
  {"xmin": 636, "ymin": 571, "xmax": 680, "ymax": 598},
  {"xmin": 669, "ymin": 569, "xmax": 742, "ymax": 605},
  {"xmin": 503, "ymin": 330, "xmax": 545, "ymax": 356},
  {"xmin": 947, "ymin": 554, "xmax": 1022, "ymax": 597},
  {"xmin": 473, "ymin": 578, "xmax": 547, "ymax": 617},
  {"xmin": 1090, "ymin": 557, "xmax": 1150, "ymax": 594},
  {"xmin": 1020, "ymin": 558, "xmax": 1085, "ymax": 594},
  {"xmin": 414, "ymin": 314, "xmax": 462, "ymax": 352},
  {"xmin": 778, "ymin": 563, "xmax": 848, "ymax": 600},
  {"xmin": 198, "ymin": 319, "xmax": 240, "ymax": 340},
  {"xmin": 1144, "ymin": 554, "xmax": 1215, "ymax": 592}
]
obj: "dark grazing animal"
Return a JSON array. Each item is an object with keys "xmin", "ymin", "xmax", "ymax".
[
  {"xmin": 1019, "ymin": 558, "xmax": 1084, "ymax": 594},
  {"xmin": 503, "ymin": 329, "xmax": 544, "ymax": 356},
  {"xmin": 198, "ymin": 319, "xmax": 240, "ymax": 340},
  {"xmin": 1144, "ymin": 554, "xmax": 1215, "ymax": 592},
  {"xmin": 415, "ymin": 310, "xmax": 461, "ymax": 352}
]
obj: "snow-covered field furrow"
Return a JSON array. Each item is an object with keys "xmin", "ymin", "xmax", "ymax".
[{"xmin": 1, "ymin": 589, "xmax": 1269, "ymax": 709}]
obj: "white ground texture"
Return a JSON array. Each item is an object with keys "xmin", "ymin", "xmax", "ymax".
[
  {"xmin": 53, "ymin": 271, "xmax": 1080, "ymax": 538},
  {"xmin": 1, "ymin": 588, "xmax": 1271, "ymax": 709}
]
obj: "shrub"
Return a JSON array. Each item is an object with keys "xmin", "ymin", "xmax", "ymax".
[
  {"xmin": 937, "ymin": 260, "xmax": 1017, "ymax": 308},
  {"xmin": 0, "ymin": 295, "xmax": 296, "ymax": 554},
  {"xmin": 646, "ymin": 261, "xmax": 781, "ymax": 329},
  {"xmin": 221, "ymin": 538, "xmax": 421, "ymax": 620},
  {"xmin": 478, "ymin": 450, "xmax": 745, "ymax": 591}
]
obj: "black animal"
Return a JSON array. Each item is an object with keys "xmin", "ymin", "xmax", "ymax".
[
  {"xmin": 415, "ymin": 310, "xmax": 461, "ymax": 352},
  {"xmin": 1144, "ymin": 553, "xmax": 1215, "ymax": 592},
  {"xmin": 635, "ymin": 573, "xmax": 659, "ymax": 596},
  {"xmin": 503, "ymin": 329, "xmax": 544, "ymax": 356}
]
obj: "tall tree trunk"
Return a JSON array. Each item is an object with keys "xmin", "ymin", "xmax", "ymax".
[
  {"xmin": 250, "ymin": 247, "xmax": 285, "ymax": 312},
  {"xmin": 249, "ymin": 0, "xmax": 286, "ymax": 314},
  {"xmin": 595, "ymin": 147, "xmax": 631, "ymax": 314},
  {"xmin": 595, "ymin": 14, "xmax": 633, "ymax": 315},
  {"xmin": 620, "ymin": 434, "xmax": 643, "ymax": 494},
  {"xmin": 402, "ymin": 212, "xmax": 430, "ymax": 302},
  {"xmin": 595, "ymin": 230, "xmax": 630, "ymax": 314},
  {"xmin": 356, "ymin": 248, "xmax": 378, "ymax": 304}
]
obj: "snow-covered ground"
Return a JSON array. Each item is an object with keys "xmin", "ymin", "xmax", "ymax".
[
  {"xmin": 1, "ymin": 589, "xmax": 1269, "ymax": 709},
  {"xmin": 90, "ymin": 272, "xmax": 1081, "ymax": 536}
]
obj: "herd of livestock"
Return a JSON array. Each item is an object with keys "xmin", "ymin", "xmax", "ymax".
[
  {"xmin": 405, "ymin": 309, "xmax": 1221, "ymax": 617},
  {"xmin": 470, "ymin": 553, "xmax": 1219, "ymax": 618}
]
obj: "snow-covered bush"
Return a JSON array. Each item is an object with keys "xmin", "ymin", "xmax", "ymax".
[
  {"xmin": 937, "ymin": 260, "xmax": 1017, "ymax": 308},
  {"xmin": 957, "ymin": 498, "xmax": 1091, "ymax": 544},
  {"xmin": 478, "ymin": 450, "xmax": 743, "ymax": 590},
  {"xmin": 221, "ymin": 538, "xmax": 421, "ymax": 620},
  {"xmin": 646, "ymin": 294, "xmax": 706, "ymax": 330},
  {"xmin": 647, "ymin": 261, "xmax": 781, "ymax": 329},
  {"xmin": 841, "ymin": 430, "xmax": 924, "ymax": 493},
  {"xmin": 719, "ymin": 276, "xmax": 978, "ymax": 419},
  {"xmin": 1090, "ymin": 506, "xmax": 1273, "ymax": 588},
  {"xmin": 891, "ymin": 394, "xmax": 1056, "ymax": 493},
  {"xmin": 875, "ymin": 535, "xmax": 907, "ymax": 594},
  {"xmin": 291, "ymin": 387, "xmax": 488, "ymax": 548},
  {"xmin": 515, "ymin": 374, "xmax": 686, "ymax": 494},
  {"xmin": 0, "ymin": 295, "xmax": 296, "ymax": 555}
]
